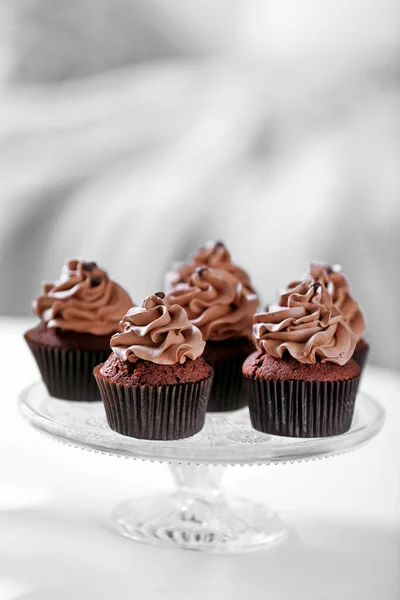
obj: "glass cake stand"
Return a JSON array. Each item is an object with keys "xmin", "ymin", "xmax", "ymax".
[{"xmin": 19, "ymin": 382, "xmax": 385, "ymax": 553}]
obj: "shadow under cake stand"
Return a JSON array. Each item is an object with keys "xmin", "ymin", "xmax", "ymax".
[{"xmin": 19, "ymin": 382, "xmax": 385, "ymax": 553}]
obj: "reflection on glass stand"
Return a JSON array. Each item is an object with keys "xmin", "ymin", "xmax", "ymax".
[{"xmin": 19, "ymin": 382, "xmax": 384, "ymax": 552}]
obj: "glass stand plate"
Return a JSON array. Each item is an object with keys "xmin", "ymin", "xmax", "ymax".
[{"xmin": 19, "ymin": 382, "xmax": 385, "ymax": 553}]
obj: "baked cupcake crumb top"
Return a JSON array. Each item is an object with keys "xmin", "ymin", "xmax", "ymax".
[
  {"xmin": 243, "ymin": 351, "xmax": 360, "ymax": 382},
  {"xmin": 98, "ymin": 353, "xmax": 211, "ymax": 385}
]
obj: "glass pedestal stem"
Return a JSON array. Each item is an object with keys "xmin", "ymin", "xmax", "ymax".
[
  {"xmin": 170, "ymin": 464, "xmax": 223, "ymax": 496},
  {"xmin": 113, "ymin": 463, "xmax": 287, "ymax": 553}
]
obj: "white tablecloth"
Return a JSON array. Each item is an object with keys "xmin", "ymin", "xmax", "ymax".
[{"xmin": 0, "ymin": 317, "xmax": 399, "ymax": 600}]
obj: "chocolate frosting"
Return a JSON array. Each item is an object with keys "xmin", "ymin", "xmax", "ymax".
[
  {"xmin": 34, "ymin": 258, "xmax": 133, "ymax": 335},
  {"xmin": 166, "ymin": 268, "xmax": 258, "ymax": 342},
  {"xmin": 168, "ymin": 241, "xmax": 255, "ymax": 292},
  {"xmin": 110, "ymin": 293, "xmax": 205, "ymax": 365},
  {"xmin": 255, "ymin": 280, "xmax": 357, "ymax": 365},
  {"xmin": 280, "ymin": 263, "xmax": 365, "ymax": 341}
]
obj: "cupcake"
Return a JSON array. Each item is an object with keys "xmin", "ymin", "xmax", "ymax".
[
  {"xmin": 166, "ymin": 240, "xmax": 256, "ymax": 292},
  {"xmin": 243, "ymin": 280, "xmax": 360, "ymax": 437},
  {"xmin": 166, "ymin": 267, "xmax": 258, "ymax": 412},
  {"xmin": 24, "ymin": 258, "xmax": 133, "ymax": 401},
  {"xmin": 94, "ymin": 292, "xmax": 212, "ymax": 440},
  {"xmin": 272, "ymin": 263, "xmax": 369, "ymax": 372}
]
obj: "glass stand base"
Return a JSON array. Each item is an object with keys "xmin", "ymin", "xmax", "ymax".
[
  {"xmin": 113, "ymin": 492, "xmax": 287, "ymax": 553},
  {"xmin": 19, "ymin": 384, "xmax": 385, "ymax": 552}
]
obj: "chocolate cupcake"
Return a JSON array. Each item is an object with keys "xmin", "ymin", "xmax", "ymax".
[
  {"xmin": 274, "ymin": 263, "xmax": 369, "ymax": 372},
  {"xmin": 94, "ymin": 293, "xmax": 212, "ymax": 440},
  {"xmin": 352, "ymin": 338, "xmax": 369, "ymax": 372},
  {"xmin": 166, "ymin": 268, "xmax": 258, "ymax": 412},
  {"xmin": 24, "ymin": 258, "xmax": 133, "ymax": 401},
  {"xmin": 166, "ymin": 240, "xmax": 256, "ymax": 293},
  {"xmin": 244, "ymin": 280, "xmax": 360, "ymax": 437}
]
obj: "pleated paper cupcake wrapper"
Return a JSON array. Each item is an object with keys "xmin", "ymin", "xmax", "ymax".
[
  {"xmin": 94, "ymin": 374, "xmax": 213, "ymax": 440},
  {"xmin": 352, "ymin": 346, "xmax": 369, "ymax": 374},
  {"xmin": 25, "ymin": 340, "xmax": 109, "ymax": 402},
  {"xmin": 244, "ymin": 375, "xmax": 360, "ymax": 438},
  {"xmin": 206, "ymin": 356, "xmax": 248, "ymax": 412}
]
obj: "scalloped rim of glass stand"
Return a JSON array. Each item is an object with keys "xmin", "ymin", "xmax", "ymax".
[{"xmin": 19, "ymin": 382, "xmax": 385, "ymax": 466}]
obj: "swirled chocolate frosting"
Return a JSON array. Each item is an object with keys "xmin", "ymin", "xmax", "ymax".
[
  {"xmin": 110, "ymin": 292, "xmax": 205, "ymax": 365},
  {"xmin": 166, "ymin": 267, "xmax": 258, "ymax": 342},
  {"xmin": 278, "ymin": 263, "xmax": 365, "ymax": 341},
  {"xmin": 255, "ymin": 280, "xmax": 357, "ymax": 365},
  {"xmin": 34, "ymin": 258, "xmax": 133, "ymax": 335},
  {"xmin": 168, "ymin": 241, "xmax": 255, "ymax": 292}
]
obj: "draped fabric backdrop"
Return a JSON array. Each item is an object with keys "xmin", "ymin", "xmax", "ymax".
[{"xmin": 1, "ymin": 0, "xmax": 399, "ymax": 368}]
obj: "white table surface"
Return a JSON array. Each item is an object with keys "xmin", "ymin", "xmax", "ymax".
[{"xmin": 1, "ymin": 317, "xmax": 399, "ymax": 600}]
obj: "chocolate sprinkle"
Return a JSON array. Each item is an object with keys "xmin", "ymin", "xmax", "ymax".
[
  {"xmin": 215, "ymin": 241, "xmax": 225, "ymax": 247},
  {"xmin": 196, "ymin": 266, "xmax": 207, "ymax": 276},
  {"xmin": 310, "ymin": 280, "xmax": 321, "ymax": 293},
  {"xmin": 90, "ymin": 275, "xmax": 102, "ymax": 287},
  {"xmin": 82, "ymin": 261, "xmax": 97, "ymax": 272},
  {"xmin": 154, "ymin": 291, "xmax": 165, "ymax": 299}
]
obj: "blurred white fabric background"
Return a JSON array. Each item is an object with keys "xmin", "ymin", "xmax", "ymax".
[{"xmin": 1, "ymin": 0, "xmax": 399, "ymax": 368}]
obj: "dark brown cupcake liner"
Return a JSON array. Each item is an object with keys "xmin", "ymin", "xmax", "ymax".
[
  {"xmin": 25, "ymin": 339, "xmax": 109, "ymax": 401},
  {"xmin": 352, "ymin": 346, "xmax": 369, "ymax": 373},
  {"xmin": 94, "ymin": 373, "xmax": 213, "ymax": 440},
  {"xmin": 244, "ymin": 375, "xmax": 360, "ymax": 438},
  {"xmin": 206, "ymin": 357, "xmax": 248, "ymax": 412}
]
